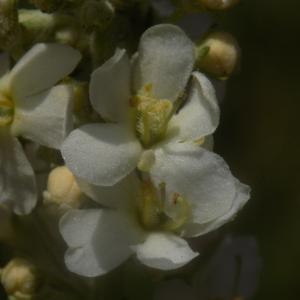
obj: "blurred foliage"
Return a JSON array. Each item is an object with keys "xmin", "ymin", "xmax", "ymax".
[{"xmin": 214, "ymin": 0, "xmax": 300, "ymax": 299}]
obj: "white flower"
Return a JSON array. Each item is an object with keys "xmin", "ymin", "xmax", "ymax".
[
  {"xmin": 0, "ymin": 44, "xmax": 81, "ymax": 214},
  {"xmin": 62, "ymin": 24, "xmax": 219, "ymax": 187},
  {"xmin": 59, "ymin": 170, "xmax": 249, "ymax": 276}
]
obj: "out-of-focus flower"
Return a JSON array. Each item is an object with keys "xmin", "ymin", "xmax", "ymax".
[
  {"xmin": 196, "ymin": 31, "xmax": 240, "ymax": 78},
  {"xmin": 43, "ymin": 166, "xmax": 83, "ymax": 209},
  {"xmin": 0, "ymin": 258, "xmax": 38, "ymax": 300},
  {"xmin": 0, "ymin": 44, "xmax": 81, "ymax": 214},
  {"xmin": 193, "ymin": 235, "xmax": 261, "ymax": 300},
  {"xmin": 196, "ymin": 0, "xmax": 240, "ymax": 10}
]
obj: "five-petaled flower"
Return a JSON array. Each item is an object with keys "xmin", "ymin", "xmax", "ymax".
[{"xmin": 0, "ymin": 44, "xmax": 81, "ymax": 214}]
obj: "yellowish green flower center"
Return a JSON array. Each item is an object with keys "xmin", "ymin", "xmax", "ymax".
[
  {"xmin": 132, "ymin": 83, "xmax": 174, "ymax": 147},
  {"xmin": 0, "ymin": 93, "xmax": 14, "ymax": 127},
  {"xmin": 137, "ymin": 181, "xmax": 190, "ymax": 233}
]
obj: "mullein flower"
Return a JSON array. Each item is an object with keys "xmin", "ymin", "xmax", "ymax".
[
  {"xmin": 0, "ymin": 44, "xmax": 81, "ymax": 214},
  {"xmin": 62, "ymin": 24, "xmax": 219, "ymax": 186},
  {"xmin": 59, "ymin": 170, "xmax": 249, "ymax": 276}
]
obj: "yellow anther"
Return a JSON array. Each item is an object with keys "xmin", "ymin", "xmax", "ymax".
[
  {"xmin": 137, "ymin": 180, "xmax": 190, "ymax": 233},
  {"xmin": 0, "ymin": 93, "xmax": 14, "ymax": 126},
  {"xmin": 162, "ymin": 193, "xmax": 191, "ymax": 232},
  {"xmin": 135, "ymin": 93, "xmax": 173, "ymax": 147},
  {"xmin": 194, "ymin": 136, "xmax": 205, "ymax": 145},
  {"xmin": 137, "ymin": 181, "xmax": 164, "ymax": 230}
]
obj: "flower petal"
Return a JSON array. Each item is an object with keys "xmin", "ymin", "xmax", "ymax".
[
  {"xmin": 10, "ymin": 43, "xmax": 81, "ymax": 99},
  {"xmin": 61, "ymin": 123, "xmax": 142, "ymax": 186},
  {"xmin": 169, "ymin": 72, "xmax": 219, "ymax": 141},
  {"xmin": 134, "ymin": 232, "xmax": 198, "ymax": 270},
  {"xmin": 183, "ymin": 180, "xmax": 250, "ymax": 237},
  {"xmin": 11, "ymin": 84, "xmax": 73, "ymax": 149},
  {"xmin": 60, "ymin": 209, "xmax": 143, "ymax": 277},
  {"xmin": 77, "ymin": 173, "xmax": 139, "ymax": 208},
  {"xmin": 151, "ymin": 142, "xmax": 238, "ymax": 224},
  {"xmin": 90, "ymin": 48, "xmax": 131, "ymax": 122},
  {"xmin": 0, "ymin": 130, "xmax": 37, "ymax": 214},
  {"xmin": 133, "ymin": 24, "xmax": 195, "ymax": 102}
]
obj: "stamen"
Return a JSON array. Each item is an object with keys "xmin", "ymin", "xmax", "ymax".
[
  {"xmin": 162, "ymin": 193, "xmax": 191, "ymax": 232},
  {"xmin": 134, "ymin": 84, "xmax": 174, "ymax": 147},
  {"xmin": 0, "ymin": 94, "xmax": 14, "ymax": 126}
]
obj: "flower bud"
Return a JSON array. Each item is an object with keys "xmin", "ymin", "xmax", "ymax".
[
  {"xmin": 0, "ymin": 258, "xmax": 38, "ymax": 300},
  {"xmin": 80, "ymin": 0, "xmax": 114, "ymax": 31},
  {"xmin": 196, "ymin": 31, "xmax": 240, "ymax": 78},
  {"xmin": 197, "ymin": 0, "xmax": 239, "ymax": 10},
  {"xmin": 43, "ymin": 166, "xmax": 83, "ymax": 208}
]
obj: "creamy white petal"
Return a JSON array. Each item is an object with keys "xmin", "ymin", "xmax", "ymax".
[
  {"xmin": 61, "ymin": 123, "xmax": 142, "ymax": 186},
  {"xmin": 151, "ymin": 142, "xmax": 237, "ymax": 224},
  {"xmin": 134, "ymin": 232, "xmax": 198, "ymax": 270},
  {"xmin": 183, "ymin": 180, "xmax": 250, "ymax": 237},
  {"xmin": 90, "ymin": 48, "xmax": 131, "ymax": 122},
  {"xmin": 11, "ymin": 84, "xmax": 73, "ymax": 149},
  {"xmin": 0, "ymin": 52, "xmax": 10, "ymax": 77},
  {"xmin": 60, "ymin": 209, "xmax": 143, "ymax": 277},
  {"xmin": 133, "ymin": 24, "xmax": 195, "ymax": 102},
  {"xmin": 168, "ymin": 72, "xmax": 219, "ymax": 141},
  {"xmin": 77, "ymin": 173, "xmax": 139, "ymax": 208},
  {"xmin": 0, "ymin": 130, "xmax": 37, "ymax": 214},
  {"xmin": 10, "ymin": 43, "xmax": 81, "ymax": 99}
]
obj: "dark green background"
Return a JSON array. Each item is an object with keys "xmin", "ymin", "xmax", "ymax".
[{"xmin": 215, "ymin": 1, "xmax": 300, "ymax": 298}]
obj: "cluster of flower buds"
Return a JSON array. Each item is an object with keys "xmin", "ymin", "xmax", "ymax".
[{"xmin": 197, "ymin": 0, "xmax": 240, "ymax": 10}]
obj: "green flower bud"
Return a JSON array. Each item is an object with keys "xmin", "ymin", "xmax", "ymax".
[
  {"xmin": 0, "ymin": 258, "xmax": 38, "ymax": 300},
  {"xmin": 196, "ymin": 31, "xmax": 240, "ymax": 79}
]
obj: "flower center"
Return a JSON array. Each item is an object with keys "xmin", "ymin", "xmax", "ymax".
[
  {"xmin": 0, "ymin": 93, "xmax": 14, "ymax": 126},
  {"xmin": 132, "ymin": 84, "xmax": 174, "ymax": 147},
  {"xmin": 137, "ymin": 181, "xmax": 190, "ymax": 233}
]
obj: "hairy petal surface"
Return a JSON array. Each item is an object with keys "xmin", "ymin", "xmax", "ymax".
[
  {"xmin": 0, "ymin": 129, "xmax": 37, "ymax": 214},
  {"xmin": 183, "ymin": 180, "xmax": 250, "ymax": 237},
  {"xmin": 11, "ymin": 84, "xmax": 73, "ymax": 149},
  {"xmin": 151, "ymin": 142, "xmax": 238, "ymax": 224},
  {"xmin": 62, "ymin": 123, "xmax": 142, "ymax": 186},
  {"xmin": 134, "ymin": 232, "xmax": 198, "ymax": 270},
  {"xmin": 133, "ymin": 24, "xmax": 195, "ymax": 102},
  {"xmin": 77, "ymin": 173, "xmax": 139, "ymax": 208},
  {"xmin": 60, "ymin": 209, "xmax": 143, "ymax": 277},
  {"xmin": 10, "ymin": 43, "xmax": 81, "ymax": 100},
  {"xmin": 90, "ymin": 48, "xmax": 131, "ymax": 122},
  {"xmin": 169, "ymin": 72, "xmax": 220, "ymax": 142}
]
